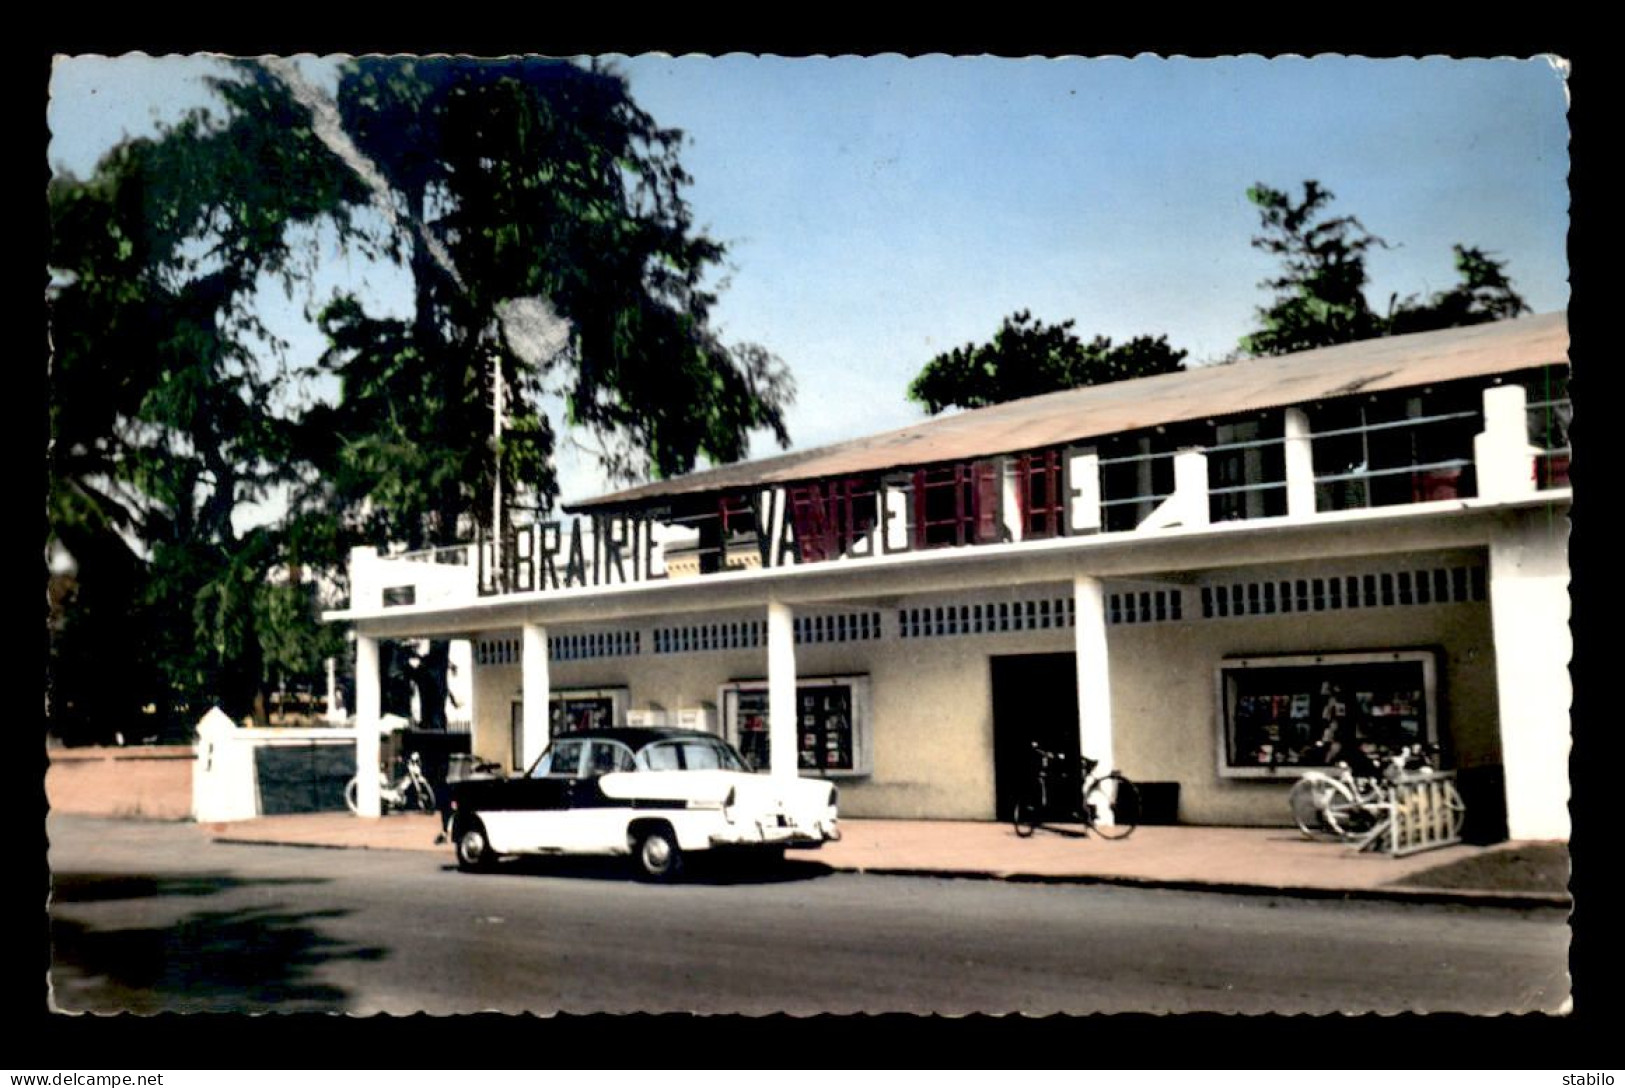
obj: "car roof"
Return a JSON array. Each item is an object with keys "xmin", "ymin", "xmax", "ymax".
[{"xmin": 550, "ymin": 727, "xmax": 732, "ymax": 751}]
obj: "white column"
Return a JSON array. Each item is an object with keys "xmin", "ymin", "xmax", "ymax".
[
  {"xmin": 1074, "ymin": 575, "xmax": 1116, "ymax": 822},
  {"xmin": 349, "ymin": 546, "xmax": 380, "ymax": 611},
  {"xmin": 1488, "ymin": 510, "xmax": 1571, "ymax": 841},
  {"xmin": 1137, "ymin": 448, "xmax": 1209, "ymax": 530},
  {"xmin": 767, "ymin": 599, "xmax": 798, "ymax": 780},
  {"xmin": 354, "ymin": 635, "xmax": 382, "ymax": 818},
  {"xmin": 521, "ymin": 622, "xmax": 551, "ymax": 772},
  {"xmin": 1284, "ymin": 407, "xmax": 1317, "ymax": 518},
  {"xmin": 1475, "ymin": 384, "xmax": 1538, "ymax": 502}
]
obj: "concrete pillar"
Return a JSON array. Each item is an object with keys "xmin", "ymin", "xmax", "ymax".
[
  {"xmin": 1488, "ymin": 510, "xmax": 1571, "ymax": 840},
  {"xmin": 1073, "ymin": 575, "xmax": 1116, "ymax": 822},
  {"xmin": 192, "ymin": 706, "xmax": 259, "ymax": 822},
  {"xmin": 1173, "ymin": 449, "xmax": 1210, "ymax": 527},
  {"xmin": 349, "ymin": 546, "xmax": 380, "ymax": 611},
  {"xmin": 1475, "ymin": 385, "xmax": 1538, "ymax": 502},
  {"xmin": 521, "ymin": 623, "xmax": 551, "ymax": 773},
  {"xmin": 1284, "ymin": 407, "xmax": 1317, "ymax": 518},
  {"xmin": 1138, "ymin": 448, "xmax": 1210, "ymax": 530},
  {"xmin": 354, "ymin": 635, "xmax": 382, "ymax": 818},
  {"xmin": 767, "ymin": 599, "xmax": 798, "ymax": 780}
]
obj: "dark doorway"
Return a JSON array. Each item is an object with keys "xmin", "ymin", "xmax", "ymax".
[{"xmin": 991, "ymin": 652, "xmax": 1079, "ymax": 821}]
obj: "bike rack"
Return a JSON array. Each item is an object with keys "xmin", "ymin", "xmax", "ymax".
[{"xmin": 1349, "ymin": 771, "xmax": 1466, "ymax": 856}]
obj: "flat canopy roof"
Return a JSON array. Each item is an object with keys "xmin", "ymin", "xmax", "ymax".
[{"xmin": 567, "ymin": 311, "xmax": 1568, "ymax": 513}]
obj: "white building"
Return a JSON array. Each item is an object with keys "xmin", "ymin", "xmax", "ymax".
[{"xmin": 328, "ymin": 313, "xmax": 1572, "ymax": 840}]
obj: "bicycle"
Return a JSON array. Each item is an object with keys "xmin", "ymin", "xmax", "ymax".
[
  {"xmin": 1288, "ymin": 745, "xmax": 1462, "ymax": 844},
  {"xmin": 1012, "ymin": 743, "xmax": 1140, "ymax": 840},
  {"xmin": 345, "ymin": 750, "xmax": 436, "ymax": 815}
]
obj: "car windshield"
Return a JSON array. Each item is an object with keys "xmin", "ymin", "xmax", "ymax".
[{"xmin": 639, "ymin": 738, "xmax": 751, "ymax": 772}]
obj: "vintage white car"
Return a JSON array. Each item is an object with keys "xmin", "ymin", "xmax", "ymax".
[{"xmin": 446, "ymin": 727, "xmax": 841, "ymax": 880}]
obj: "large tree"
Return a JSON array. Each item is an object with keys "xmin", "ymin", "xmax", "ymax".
[
  {"xmin": 297, "ymin": 57, "xmax": 793, "ymax": 552},
  {"xmin": 48, "ymin": 57, "xmax": 795, "ymax": 738},
  {"xmin": 48, "ymin": 70, "xmax": 360, "ymax": 737},
  {"xmin": 907, "ymin": 310, "xmax": 1186, "ymax": 415},
  {"xmin": 286, "ymin": 58, "xmax": 795, "ymax": 724},
  {"xmin": 1239, "ymin": 180, "xmax": 1529, "ymax": 358}
]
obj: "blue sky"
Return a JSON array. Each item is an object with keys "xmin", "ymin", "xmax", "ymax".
[{"xmin": 47, "ymin": 54, "xmax": 1571, "ymax": 503}]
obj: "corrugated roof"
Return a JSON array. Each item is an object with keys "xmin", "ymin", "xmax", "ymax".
[{"xmin": 567, "ymin": 312, "xmax": 1569, "ymax": 512}]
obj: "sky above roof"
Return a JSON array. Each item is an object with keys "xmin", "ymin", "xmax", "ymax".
[{"xmin": 47, "ymin": 53, "xmax": 1571, "ymax": 506}]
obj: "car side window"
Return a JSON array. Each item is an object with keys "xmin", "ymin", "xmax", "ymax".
[
  {"xmin": 641, "ymin": 743, "xmax": 681, "ymax": 771},
  {"xmin": 680, "ymin": 742, "xmax": 723, "ymax": 770},
  {"xmin": 587, "ymin": 741, "xmax": 636, "ymax": 776},
  {"xmin": 532, "ymin": 740, "xmax": 585, "ymax": 779}
]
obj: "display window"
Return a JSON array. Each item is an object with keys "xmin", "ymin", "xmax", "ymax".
[
  {"xmin": 720, "ymin": 675, "xmax": 871, "ymax": 777},
  {"xmin": 1215, "ymin": 651, "xmax": 1438, "ymax": 778}
]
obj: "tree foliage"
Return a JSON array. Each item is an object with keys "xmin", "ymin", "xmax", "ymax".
[
  {"xmin": 1239, "ymin": 180, "xmax": 1530, "ymax": 358},
  {"xmin": 299, "ymin": 58, "xmax": 794, "ymax": 551},
  {"xmin": 1387, "ymin": 244, "xmax": 1532, "ymax": 335},
  {"xmin": 907, "ymin": 310, "xmax": 1187, "ymax": 415},
  {"xmin": 1237, "ymin": 180, "xmax": 1389, "ymax": 357},
  {"xmin": 48, "ymin": 58, "xmax": 795, "ymax": 739},
  {"xmin": 48, "ymin": 71, "xmax": 359, "ymax": 736}
]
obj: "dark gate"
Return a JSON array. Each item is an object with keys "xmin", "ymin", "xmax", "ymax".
[{"xmin": 991, "ymin": 652, "xmax": 1078, "ymax": 821}]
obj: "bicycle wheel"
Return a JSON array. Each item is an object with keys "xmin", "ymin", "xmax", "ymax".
[
  {"xmin": 1085, "ymin": 773, "xmax": 1139, "ymax": 840},
  {"xmin": 1012, "ymin": 791, "xmax": 1042, "ymax": 837},
  {"xmin": 343, "ymin": 777, "xmax": 360, "ymax": 815},
  {"xmin": 1321, "ymin": 778, "xmax": 1374, "ymax": 839},
  {"xmin": 1443, "ymin": 781, "xmax": 1467, "ymax": 838},
  {"xmin": 409, "ymin": 774, "xmax": 436, "ymax": 812},
  {"xmin": 1289, "ymin": 775, "xmax": 1342, "ymax": 839}
]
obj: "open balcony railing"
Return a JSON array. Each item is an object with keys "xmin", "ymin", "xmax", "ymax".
[
  {"xmin": 350, "ymin": 378, "xmax": 1568, "ymax": 603},
  {"xmin": 1528, "ymin": 396, "xmax": 1572, "ymax": 490}
]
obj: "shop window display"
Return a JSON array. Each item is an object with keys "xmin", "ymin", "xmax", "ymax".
[
  {"xmin": 722, "ymin": 676, "xmax": 871, "ymax": 777},
  {"xmin": 1216, "ymin": 651, "xmax": 1438, "ymax": 778}
]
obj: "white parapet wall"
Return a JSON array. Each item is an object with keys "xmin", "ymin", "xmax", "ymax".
[{"xmin": 349, "ymin": 545, "xmax": 478, "ymax": 612}]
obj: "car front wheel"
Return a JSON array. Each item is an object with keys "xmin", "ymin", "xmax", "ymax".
[
  {"xmin": 633, "ymin": 826, "xmax": 684, "ymax": 882},
  {"xmin": 455, "ymin": 818, "xmax": 497, "ymax": 872}
]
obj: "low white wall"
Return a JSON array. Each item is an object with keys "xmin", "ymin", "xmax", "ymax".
[{"xmin": 193, "ymin": 709, "xmax": 360, "ymax": 822}]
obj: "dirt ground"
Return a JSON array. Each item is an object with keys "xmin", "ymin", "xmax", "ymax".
[{"xmin": 1391, "ymin": 841, "xmax": 1571, "ymax": 895}]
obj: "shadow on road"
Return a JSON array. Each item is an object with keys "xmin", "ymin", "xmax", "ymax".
[
  {"xmin": 444, "ymin": 854, "xmax": 837, "ymax": 886},
  {"xmin": 49, "ymin": 871, "xmax": 385, "ymax": 1014},
  {"xmin": 51, "ymin": 871, "xmax": 327, "ymax": 904}
]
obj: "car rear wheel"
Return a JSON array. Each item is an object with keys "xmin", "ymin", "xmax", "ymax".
[
  {"xmin": 634, "ymin": 826, "xmax": 683, "ymax": 882},
  {"xmin": 455, "ymin": 818, "xmax": 496, "ymax": 872}
]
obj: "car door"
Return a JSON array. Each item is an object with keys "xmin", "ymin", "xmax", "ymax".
[
  {"xmin": 558, "ymin": 739, "xmax": 639, "ymax": 852},
  {"xmin": 484, "ymin": 738, "xmax": 585, "ymax": 853}
]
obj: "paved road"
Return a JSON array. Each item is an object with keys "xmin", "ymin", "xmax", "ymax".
[{"xmin": 44, "ymin": 816, "xmax": 1570, "ymax": 1016}]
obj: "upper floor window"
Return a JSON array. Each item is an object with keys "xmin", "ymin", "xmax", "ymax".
[
  {"xmin": 1016, "ymin": 450, "xmax": 1065, "ymax": 539},
  {"xmin": 1208, "ymin": 416, "xmax": 1287, "ymax": 523},
  {"xmin": 786, "ymin": 478, "xmax": 880, "ymax": 562},
  {"xmin": 1310, "ymin": 387, "xmax": 1481, "ymax": 511},
  {"xmin": 912, "ymin": 461, "xmax": 1000, "ymax": 548}
]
